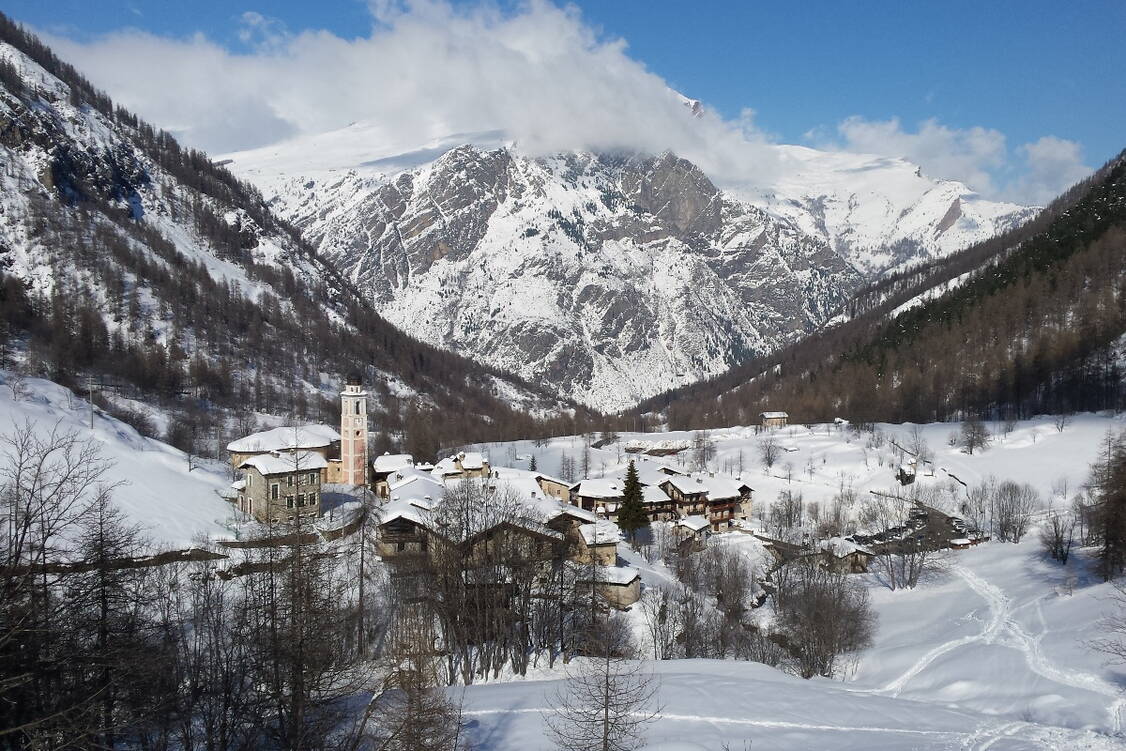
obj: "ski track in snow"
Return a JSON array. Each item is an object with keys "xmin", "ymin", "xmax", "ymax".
[
  {"xmin": 461, "ymin": 707, "xmax": 964, "ymax": 737},
  {"xmin": 855, "ymin": 562, "xmax": 1125, "ymax": 739}
]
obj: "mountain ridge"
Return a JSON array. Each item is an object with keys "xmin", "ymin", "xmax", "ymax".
[{"xmin": 225, "ymin": 123, "xmax": 1034, "ymax": 410}]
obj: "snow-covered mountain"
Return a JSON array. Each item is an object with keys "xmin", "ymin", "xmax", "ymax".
[
  {"xmin": 225, "ymin": 123, "xmax": 1031, "ymax": 411},
  {"xmin": 733, "ymin": 144, "xmax": 1036, "ymax": 275},
  {"xmin": 0, "ymin": 28, "xmax": 568, "ymax": 445},
  {"xmin": 229, "ymin": 133, "xmax": 862, "ymax": 410}
]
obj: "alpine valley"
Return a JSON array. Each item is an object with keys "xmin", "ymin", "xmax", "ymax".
[{"xmin": 224, "ymin": 123, "xmax": 1034, "ymax": 411}]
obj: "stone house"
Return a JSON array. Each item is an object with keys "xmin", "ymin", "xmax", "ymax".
[
  {"xmin": 433, "ymin": 451, "xmax": 491, "ymax": 480},
  {"xmin": 578, "ymin": 565, "xmax": 641, "ymax": 609},
  {"xmin": 227, "ymin": 424, "xmax": 342, "ymax": 480},
  {"xmin": 659, "ymin": 474, "xmax": 753, "ymax": 531},
  {"xmin": 372, "ymin": 452, "xmax": 416, "ymax": 497},
  {"xmin": 573, "ymin": 521, "xmax": 621, "ymax": 566},
  {"xmin": 674, "ymin": 515, "xmax": 711, "ymax": 553},
  {"xmin": 235, "ymin": 450, "xmax": 328, "ymax": 523},
  {"xmin": 533, "ymin": 472, "xmax": 573, "ymax": 502},
  {"xmin": 761, "ymin": 411, "xmax": 789, "ymax": 428}
]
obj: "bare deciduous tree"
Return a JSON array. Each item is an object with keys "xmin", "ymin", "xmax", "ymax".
[
  {"xmin": 960, "ymin": 417, "xmax": 991, "ymax": 455},
  {"xmin": 995, "ymin": 481, "xmax": 1039, "ymax": 543},
  {"xmin": 758, "ymin": 435, "xmax": 780, "ymax": 471},
  {"xmin": 861, "ymin": 495, "xmax": 944, "ymax": 590},
  {"xmin": 544, "ymin": 616, "xmax": 660, "ymax": 751},
  {"xmin": 772, "ymin": 559, "xmax": 875, "ymax": 679},
  {"xmin": 1040, "ymin": 510, "xmax": 1077, "ymax": 564},
  {"xmin": 640, "ymin": 585, "xmax": 681, "ymax": 661}
]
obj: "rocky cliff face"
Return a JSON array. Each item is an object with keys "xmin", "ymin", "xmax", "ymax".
[{"xmin": 248, "ymin": 146, "xmax": 860, "ymax": 410}]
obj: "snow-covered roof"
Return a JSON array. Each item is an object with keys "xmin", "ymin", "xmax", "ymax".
[
  {"xmin": 432, "ymin": 457, "xmax": 461, "ymax": 476},
  {"xmin": 661, "ymin": 473, "xmax": 750, "ymax": 500},
  {"xmin": 457, "ymin": 451, "xmax": 487, "ymax": 470},
  {"xmin": 533, "ymin": 472, "xmax": 570, "ymax": 486},
  {"xmin": 230, "ymin": 479, "xmax": 246, "ymax": 491},
  {"xmin": 573, "ymin": 478, "xmax": 623, "ymax": 498},
  {"xmin": 761, "ymin": 411, "xmax": 789, "ymax": 419},
  {"xmin": 388, "ymin": 471, "xmax": 446, "ymax": 504},
  {"xmin": 240, "ymin": 450, "xmax": 328, "ymax": 475},
  {"xmin": 950, "ymin": 538, "xmax": 972, "ymax": 546},
  {"xmin": 819, "ymin": 537, "xmax": 874, "ymax": 558},
  {"xmin": 227, "ymin": 424, "xmax": 339, "ymax": 453},
  {"xmin": 677, "ymin": 515, "xmax": 711, "ymax": 533},
  {"xmin": 641, "ymin": 485, "xmax": 672, "ymax": 504},
  {"xmin": 379, "ymin": 498, "xmax": 435, "ymax": 529},
  {"xmin": 526, "ymin": 496, "xmax": 598, "ymax": 524},
  {"xmin": 578, "ymin": 565, "xmax": 640, "ymax": 586},
  {"xmin": 373, "ymin": 453, "xmax": 414, "ymax": 473},
  {"xmin": 580, "ymin": 520, "xmax": 623, "ymax": 546}
]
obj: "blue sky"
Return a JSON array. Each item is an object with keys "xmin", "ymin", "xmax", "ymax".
[{"xmin": 8, "ymin": 0, "xmax": 1122, "ymax": 202}]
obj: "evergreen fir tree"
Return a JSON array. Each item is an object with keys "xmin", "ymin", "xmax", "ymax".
[
  {"xmin": 617, "ymin": 460, "xmax": 648, "ymax": 544},
  {"xmin": 529, "ymin": 454, "xmax": 537, "ymax": 472}
]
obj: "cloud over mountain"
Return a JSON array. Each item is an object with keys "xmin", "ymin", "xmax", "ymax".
[{"xmin": 41, "ymin": 0, "xmax": 1089, "ymax": 203}]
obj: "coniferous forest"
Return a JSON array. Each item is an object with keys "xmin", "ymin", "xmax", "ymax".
[{"xmin": 641, "ymin": 150, "xmax": 1126, "ymax": 429}]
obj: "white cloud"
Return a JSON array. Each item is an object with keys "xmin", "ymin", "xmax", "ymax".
[
  {"xmin": 38, "ymin": 0, "xmax": 1090, "ymax": 204},
  {"xmin": 821, "ymin": 116, "xmax": 1091, "ymax": 205},
  {"xmin": 832, "ymin": 116, "xmax": 1007, "ymax": 195},
  {"xmin": 1011, "ymin": 135, "xmax": 1093, "ymax": 205},
  {"xmin": 41, "ymin": 0, "xmax": 779, "ymax": 183}
]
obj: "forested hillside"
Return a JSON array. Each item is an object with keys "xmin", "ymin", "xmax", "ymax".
[
  {"xmin": 639, "ymin": 148, "xmax": 1126, "ymax": 428},
  {"xmin": 0, "ymin": 14, "xmax": 583, "ymax": 458}
]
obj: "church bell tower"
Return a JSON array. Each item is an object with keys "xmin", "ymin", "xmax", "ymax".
[{"xmin": 340, "ymin": 374, "xmax": 368, "ymax": 487}]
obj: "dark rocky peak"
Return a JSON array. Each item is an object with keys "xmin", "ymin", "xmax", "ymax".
[{"xmin": 620, "ymin": 151, "xmax": 722, "ymax": 237}]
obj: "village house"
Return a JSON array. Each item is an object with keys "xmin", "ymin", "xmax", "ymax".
[
  {"xmin": 235, "ymin": 450, "xmax": 328, "ymax": 523},
  {"xmin": 761, "ymin": 411, "xmax": 789, "ymax": 429},
  {"xmin": 432, "ymin": 451, "xmax": 491, "ymax": 480},
  {"xmin": 376, "ymin": 499, "xmax": 438, "ymax": 558},
  {"xmin": 227, "ymin": 376, "xmax": 371, "ymax": 491},
  {"xmin": 674, "ymin": 515, "xmax": 711, "ymax": 553},
  {"xmin": 375, "ymin": 469, "xmax": 640, "ymax": 608},
  {"xmin": 533, "ymin": 472, "xmax": 573, "ymax": 501},
  {"xmin": 570, "ymin": 477, "xmax": 626, "ymax": 518},
  {"xmin": 574, "ymin": 520, "xmax": 622, "ymax": 566},
  {"xmin": 578, "ymin": 565, "xmax": 641, "ymax": 610},
  {"xmin": 658, "ymin": 473, "xmax": 753, "ymax": 531},
  {"xmin": 372, "ymin": 452, "xmax": 416, "ymax": 497},
  {"xmin": 817, "ymin": 537, "xmax": 875, "ymax": 574}
]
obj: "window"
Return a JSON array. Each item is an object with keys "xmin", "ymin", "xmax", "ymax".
[
  {"xmin": 397, "ymin": 541, "xmax": 405, "ymax": 552},
  {"xmin": 287, "ymin": 475, "xmax": 294, "ymax": 487},
  {"xmin": 286, "ymin": 496, "xmax": 294, "ymax": 509},
  {"xmin": 297, "ymin": 493, "xmax": 306, "ymax": 507},
  {"xmin": 247, "ymin": 474, "xmax": 252, "ymax": 487},
  {"xmin": 355, "ymin": 402, "xmax": 361, "ymax": 415},
  {"xmin": 270, "ymin": 483, "xmax": 279, "ymax": 500},
  {"xmin": 308, "ymin": 492, "xmax": 317, "ymax": 506},
  {"xmin": 307, "ymin": 472, "xmax": 317, "ymax": 485}
]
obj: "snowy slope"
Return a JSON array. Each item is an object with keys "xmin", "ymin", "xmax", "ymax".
[
  {"xmin": 225, "ymin": 125, "xmax": 1031, "ymax": 411},
  {"xmin": 0, "ymin": 372, "xmax": 238, "ymax": 547},
  {"xmin": 456, "ymin": 415, "xmax": 1126, "ymax": 749}
]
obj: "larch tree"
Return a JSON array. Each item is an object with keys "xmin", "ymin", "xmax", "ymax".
[{"xmin": 544, "ymin": 615, "xmax": 659, "ymax": 751}]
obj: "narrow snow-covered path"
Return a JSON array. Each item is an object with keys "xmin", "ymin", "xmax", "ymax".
[{"xmin": 854, "ymin": 559, "xmax": 1125, "ymax": 737}]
